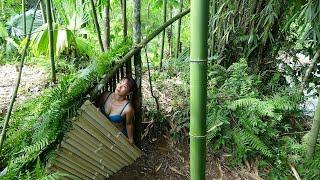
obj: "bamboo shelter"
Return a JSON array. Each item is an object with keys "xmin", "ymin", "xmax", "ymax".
[{"xmin": 47, "ymin": 101, "xmax": 142, "ymax": 179}]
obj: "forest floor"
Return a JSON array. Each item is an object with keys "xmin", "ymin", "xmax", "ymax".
[{"xmin": 0, "ymin": 64, "xmax": 48, "ymax": 116}]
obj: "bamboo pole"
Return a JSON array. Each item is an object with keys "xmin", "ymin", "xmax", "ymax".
[
  {"xmin": 307, "ymin": 98, "xmax": 320, "ymax": 159},
  {"xmin": 176, "ymin": 0, "xmax": 183, "ymax": 58},
  {"xmin": 81, "ymin": 101, "xmax": 142, "ymax": 155},
  {"xmin": 46, "ymin": 0, "xmax": 56, "ymax": 83},
  {"xmin": 22, "ymin": 0, "xmax": 26, "ymax": 37},
  {"xmin": 60, "ymin": 141, "xmax": 109, "ymax": 177},
  {"xmin": 90, "ymin": 0, "xmax": 105, "ymax": 52},
  {"xmin": 72, "ymin": 119, "xmax": 128, "ymax": 167},
  {"xmin": 122, "ymin": 0, "xmax": 127, "ymax": 38},
  {"xmin": 40, "ymin": 0, "xmax": 47, "ymax": 23},
  {"xmin": 0, "ymin": 0, "xmax": 41, "ymax": 151},
  {"xmin": 159, "ymin": 0, "xmax": 167, "ymax": 70},
  {"xmin": 190, "ymin": 0, "xmax": 209, "ymax": 179},
  {"xmin": 90, "ymin": 9, "xmax": 190, "ymax": 99}
]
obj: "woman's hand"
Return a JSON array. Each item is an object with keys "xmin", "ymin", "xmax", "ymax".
[{"xmin": 128, "ymin": 138, "xmax": 134, "ymax": 144}]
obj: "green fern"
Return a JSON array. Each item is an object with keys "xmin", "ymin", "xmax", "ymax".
[
  {"xmin": 40, "ymin": 172, "xmax": 79, "ymax": 180},
  {"xmin": 236, "ymin": 128, "xmax": 273, "ymax": 157}
]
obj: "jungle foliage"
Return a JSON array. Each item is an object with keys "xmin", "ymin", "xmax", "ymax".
[{"xmin": 0, "ymin": 0, "xmax": 320, "ymax": 179}]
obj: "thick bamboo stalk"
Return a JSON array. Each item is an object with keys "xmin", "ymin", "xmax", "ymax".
[
  {"xmin": 40, "ymin": 0, "xmax": 47, "ymax": 23},
  {"xmin": 0, "ymin": 0, "xmax": 41, "ymax": 151},
  {"xmin": 60, "ymin": 141, "xmax": 109, "ymax": 177},
  {"xmin": 22, "ymin": 0, "xmax": 26, "ymax": 37},
  {"xmin": 89, "ymin": 9, "xmax": 190, "ymax": 99},
  {"xmin": 78, "ymin": 111, "xmax": 136, "ymax": 161},
  {"xmin": 176, "ymin": 0, "xmax": 183, "ymax": 58},
  {"xmin": 57, "ymin": 149, "xmax": 104, "ymax": 178},
  {"xmin": 72, "ymin": 121, "xmax": 126, "ymax": 167},
  {"xmin": 46, "ymin": 0, "xmax": 56, "ymax": 83},
  {"xmin": 81, "ymin": 101, "xmax": 141, "ymax": 155},
  {"xmin": 90, "ymin": 0, "xmax": 104, "ymax": 52},
  {"xmin": 68, "ymin": 129, "xmax": 121, "ymax": 172},
  {"xmin": 65, "ymin": 133, "xmax": 115, "ymax": 175},
  {"xmin": 122, "ymin": 0, "xmax": 127, "ymax": 38},
  {"xmin": 190, "ymin": 0, "xmax": 209, "ymax": 179},
  {"xmin": 307, "ymin": 98, "xmax": 320, "ymax": 158}
]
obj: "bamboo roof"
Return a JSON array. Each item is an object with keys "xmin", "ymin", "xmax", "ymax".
[{"xmin": 47, "ymin": 100, "xmax": 142, "ymax": 179}]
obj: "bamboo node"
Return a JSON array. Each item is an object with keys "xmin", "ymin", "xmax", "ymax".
[{"xmin": 189, "ymin": 133, "xmax": 206, "ymax": 139}]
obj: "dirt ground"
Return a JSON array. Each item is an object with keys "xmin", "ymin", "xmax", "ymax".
[
  {"xmin": 110, "ymin": 127, "xmax": 241, "ymax": 180},
  {"xmin": 0, "ymin": 64, "xmax": 47, "ymax": 115}
]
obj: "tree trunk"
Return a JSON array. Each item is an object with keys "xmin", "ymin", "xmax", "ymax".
[
  {"xmin": 168, "ymin": 6, "xmax": 173, "ymax": 57},
  {"xmin": 40, "ymin": 0, "xmax": 47, "ymax": 23},
  {"xmin": 122, "ymin": 0, "xmax": 127, "ymax": 38},
  {"xmin": 132, "ymin": 0, "xmax": 142, "ymax": 148},
  {"xmin": 0, "ymin": 0, "xmax": 41, "ymax": 151},
  {"xmin": 307, "ymin": 98, "xmax": 320, "ymax": 159},
  {"xmin": 103, "ymin": 0, "xmax": 110, "ymax": 50},
  {"xmin": 46, "ymin": 0, "xmax": 56, "ymax": 83},
  {"xmin": 159, "ymin": 0, "xmax": 167, "ymax": 70},
  {"xmin": 90, "ymin": 0, "xmax": 105, "ymax": 52},
  {"xmin": 190, "ymin": 0, "xmax": 209, "ymax": 179},
  {"xmin": 22, "ymin": 0, "xmax": 26, "ymax": 37},
  {"xmin": 176, "ymin": 0, "xmax": 183, "ymax": 58}
]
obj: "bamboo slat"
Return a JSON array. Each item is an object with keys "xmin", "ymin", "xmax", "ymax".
[
  {"xmin": 69, "ymin": 124, "xmax": 125, "ymax": 169},
  {"xmin": 64, "ymin": 134, "xmax": 114, "ymax": 175},
  {"xmin": 71, "ymin": 121, "xmax": 125, "ymax": 168},
  {"xmin": 55, "ymin": 155, "xmax": 100, "ymax": 180},
  {"xmin": 81, "ymin": 101, "xmax": 141, "ymax": 155},
  {"xmin": 60, "ymin": 141, "xmax": 109, "ymax": 177},
  {"xmin": 57, "ymin": 149, "xmax": 104, "ymax": 178},
  {"xmin": 48, "ymin": 100, "xmax": 141, "ymax": 179},
  {"xmin": 67, "ymin": 130, "xmax": 119, "ymax": 172},
  {"xmin": 79, "ymin": 111, "xmax": 135, "ymax": 162}
]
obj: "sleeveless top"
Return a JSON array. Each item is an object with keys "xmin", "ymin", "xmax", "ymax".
[{"xmin": 100, "ymin": 93, "xmax": 129, "ymax": 123}]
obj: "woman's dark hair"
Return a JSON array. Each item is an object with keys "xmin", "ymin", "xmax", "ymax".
[
  {"xmin": 123, "ymin": 76, "xmax": 138, "ymax": 111},
  {"xmin": 123, "ymin": 76, "xmax": 137, "ymax": 93}
]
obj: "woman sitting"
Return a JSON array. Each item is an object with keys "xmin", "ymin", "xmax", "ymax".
[{"xmin": 96, "ymin": 77, "xmax": 136, "ymax": 144}]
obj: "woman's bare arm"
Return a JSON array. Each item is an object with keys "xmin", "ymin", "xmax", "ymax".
[{"xmin": 125, "ymin": 104, "xmax": 135, "ymax": 144}]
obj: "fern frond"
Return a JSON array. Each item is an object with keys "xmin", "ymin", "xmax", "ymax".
[
  {"xmin": 40, "ymin": 172, "xmax": 78, "ymax": 180},
  {"xmin": 237, "ymin": 129, "xmax": 273, "ymax": 157}
]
